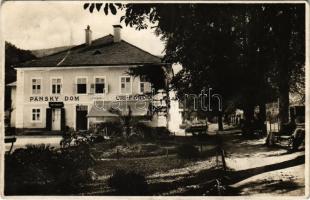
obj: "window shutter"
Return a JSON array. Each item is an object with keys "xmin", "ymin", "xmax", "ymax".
[
  {"xmin": 74, "ymin": 83, "xmax": 77, "ymax": 94},
  {"xmin": 90, "ymin": 83, "xmax": 95, "ymax": 94},
  {"xmin": 46, "ymin": 108, "xmax": 52, "ymax": 131},
  {"xmin": 145, "ymin": 82, "xmax": 152, "ymax": 93},
  {"xmin": 105, "ymin": 84, "xmax": 109, "ymax": 94}
]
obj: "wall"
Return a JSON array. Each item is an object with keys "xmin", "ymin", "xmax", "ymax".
[{"xmin": 14, "ymin": 66, "xmax": 155, "ymax": 130}]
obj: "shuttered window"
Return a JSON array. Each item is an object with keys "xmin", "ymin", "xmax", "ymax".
[
  {"xmin": 77, "ymin": 78, "xmax": 87, "ymax": 94},
  {"xmin": 95, "ymin": 77, "xmax": 105, "ymax": 94}
]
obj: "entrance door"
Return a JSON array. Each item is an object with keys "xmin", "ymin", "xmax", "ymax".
[
  {"xmin": 76, "ymin": 106, "xmax": 88, "ymax": 131},
  {"xmin": 52, "ymin": 108, "xmax": 61, "ymax": 131}
]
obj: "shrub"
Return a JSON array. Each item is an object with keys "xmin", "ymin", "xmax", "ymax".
[
  {"xmin": 177, "ymin": 144, "xmax": 200, "ymax": 159},
  {"xmin": 127, "ymin": 133, "xmax": 144, "ymax": 144},
  {"xmin": 5, "ymin": 143, "xmax": 95, "ymax": 195},
  {"xmin": 108, "ymin": 169, "xmax": 148, "ymax": 195},
  {"xmin": 153, "ymin": 127, "xmax": 173, "ymax": 139},
  {"xmin": 133, "ymin": 122, "xmax": 154, "ymax": 139},
  {"xmin": 60, "ymin": 126, "xmax": 77, "ymax": 148},
  {"xmin": 5, "ymin": 144, "xmax": 56, "ymax": 194},
  {"xmin": 133, "ymin": 123, "xmax": 173, "ymax": 140},
  {"xmin": 97, "ymin": 121, "xmax": 123, "ymax": 137}
]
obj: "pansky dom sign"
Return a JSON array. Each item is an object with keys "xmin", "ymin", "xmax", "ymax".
[
  {"xmin": 29, "ymin": 96, "xmax": 80, "ymax": 102},
  {"xmin": 29, "ymin": 94, "xmax": 151, "ymax": 102}
]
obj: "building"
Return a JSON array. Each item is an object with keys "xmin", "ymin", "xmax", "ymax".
[{"xmin": 9, "ymin": 25, "xmax": 173, "ymax": 134}]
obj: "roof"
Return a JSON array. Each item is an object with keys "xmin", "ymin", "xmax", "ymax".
[
  {"xmin": 7, "ymin": 81, "xmax": 16, "ymax": 86},
  {"xmin": 17, "ymin": 35, "xmax": 164, "ymax": 68},
  {"xmin": 88, "ymin": 100, "xmax": 151, "ymax": 117}
]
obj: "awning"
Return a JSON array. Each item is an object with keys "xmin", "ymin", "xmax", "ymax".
[{"xmin": 87, "ymin": 100, "xmax": 151, "ymax": 117}]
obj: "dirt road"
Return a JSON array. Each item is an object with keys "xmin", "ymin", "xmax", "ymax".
[{"xmin": 222, "ymin": 130, "xmax": 305, "ymax": 196}]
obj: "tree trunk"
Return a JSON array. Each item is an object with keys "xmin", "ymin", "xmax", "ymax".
[
  {"xmin": 258, "ymin": 103, "xmax": 267, "ymax": 135},
  {"xmin": 279, "ymin": 85, "xmax": 290, "ymax": 130},
  {"xmin": 274, "ymin": 8, "xmax": 292, "ymax": 131},
  {"xmin": 218, "ymin": 112, "xmax": 223, "ymax": 131},
  {"xmin": 243, "ymin": 104, "xmax": 254, "ymax": 136}
]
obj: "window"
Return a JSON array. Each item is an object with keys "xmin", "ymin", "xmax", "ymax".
[
  {"xmin": 32, "ymin": 78, "xmax": 41, "ymax": 94},
  {"xmin": 51, "ymin": 78, "xmax": 62, "ymax": 94},
  {"xmin": 32, "ymin": 108, "xmax": 41, "ymax": 122},
  {"xmin": 95, "ymin": 77, "xmax": 105, "ymax": 94},
  {"xmin": 140, "ymin": 76, "xmax": 148, "ymax": 93},
  {"xmin": 120, "ymin": 76, "xmax": 131, "ymax": 94},
  {"xmin": 76, "ymin": 77, "xmax": 87, "ymax": 94}
]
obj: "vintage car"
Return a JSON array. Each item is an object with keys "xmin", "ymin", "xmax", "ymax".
[{"xmin": 180, "ymin": 119, "xmax": 208, "ymax": 136}]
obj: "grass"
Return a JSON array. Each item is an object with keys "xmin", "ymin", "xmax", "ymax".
[
  {"xmin": 90, "ymin": 135, "xmax": 220, "ymax": 177},
  {"xmin": 93, "ymin": 154, "xmax": 193, "ymax": 176}
]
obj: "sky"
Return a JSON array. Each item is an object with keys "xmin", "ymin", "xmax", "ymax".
[{"xmin": 1, "ymin": 1, "xmax": 166, "ymax": 56}]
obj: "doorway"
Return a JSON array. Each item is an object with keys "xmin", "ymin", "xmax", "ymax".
[
  {"xmin": 76, "ymin": 105, "xmax": 88, "ymax": 131},
  {"xmin": 52, "ymin": 108, "xmax": 61, "ymax": 131}
]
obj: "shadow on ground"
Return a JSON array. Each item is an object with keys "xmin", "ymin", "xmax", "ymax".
[{"xmin": 150, "ymin": 154, "xmax": 304, "ymax": 195}]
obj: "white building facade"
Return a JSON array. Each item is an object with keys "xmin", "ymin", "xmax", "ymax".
[{"xmin": 10, "ymin": 25, "xmax": 176, "ymax": 134}]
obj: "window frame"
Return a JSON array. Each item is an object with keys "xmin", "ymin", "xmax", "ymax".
[
  {"xmin": 139, "ymin": 76, "xmax": 148, "ymax": 94},
  {"xmin": 31, "ymin": 107, "xmax": 42, "ymax": 123},
  {"xmin": 94, "ymin": 76, "xmax": 106, "ymax": 95},
  {"xmin": 31, "ymin": 77, "xmax": 42, "ymax": 95},
  {"xmin": 50, "ymin": 77, "xmax": 63, "ymax": 95},
  {"xmin": 120, "ymin": 76, "xmax": 132, "ymax": 94},
  {"xmin": 75, "ymin": 76, "xmax": 88, "ymax": 95}
]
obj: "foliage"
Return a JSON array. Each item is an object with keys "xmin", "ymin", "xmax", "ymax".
[
  {"xmin": 95, "ymin": 121, "xmax": 123, "ymax": 137},
  {"xmin": 133, "ymin": 122, "xmax": 154, "ymax": 139},
  {"xmin": 109, "ymin": 106, "xmax": 134, "ymax": 137},
  {"xmin": 176, "ymin": 143, "xmax": 200, "ymax": 159},
  {"xmin": 127, "ymin": 64, "xmax": 168, "ymax": 92},
  {"xmin": 128, "ymin": 65, "xmax": 171, "ymax": 119},
  {"xmin": 84, "ymin": 3, "xmax": 123, "ymax": 14},
  {"xmin": 60, "ymin": 126, "xmax": 105, "ymax": 148},
  {"xmin": 5, "ymin": 144, "xmax": 95, "ymax": 195},
  {"xmin": 133, "ymin": 123, "xmax": 173, "ymax": 140},
  {"xmin": 84, "ymin": 3, "xmax": 305, "ymax": 132},
  {"xmin": 5, "ymin": 42, "xmax": 37, "ymax": 111},
  {"xmin": 108, "ymin": 169, "xmax": 148, "ymax": 195},
  {"xmin": 5, "ymin": 42, "xmax": 37, "ymax": 83}
]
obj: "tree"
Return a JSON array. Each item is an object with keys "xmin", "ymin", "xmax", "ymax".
[
  {"xmin": 84, "ymin": 3, "xmax": 305, "ymax": 133},
  {"xmin": 265, "ymin": 5, "xmax": 305, "ymax": 129},
  {"xmin": 5, "ymin": 42, "xmax": 37, "ymax": 128}
]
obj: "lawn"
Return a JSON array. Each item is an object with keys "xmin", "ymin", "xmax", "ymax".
[{"xmin": 78, "ymin": 135, "xmax": 222, "ymax": 195}]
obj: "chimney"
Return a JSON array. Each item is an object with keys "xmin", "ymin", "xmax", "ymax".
[
  {"xmin": 113, "ymin": 25, "xmax": 122, "ymax": 43},
  {"xmin": 85, "ymin": 25, "xmax": 92, "ymax": 45}
]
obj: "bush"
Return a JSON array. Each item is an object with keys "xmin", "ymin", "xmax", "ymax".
[
  {"xmin": 127, "ymin": 134, "xmax": 144, "ymax": 144},
  {"xmin": 133, "ymin": 123, "xmax": 173, "ymax": 140},
  {"xmin": 133, "ymin": 122, "xmax": 154, "ymax": 139},
  {"xmin": 153, "ymin": 127, "xmax": 173, "ymax": 140},
  {"xmin": 5, "ymin": 144, "xmax": 95, "ymax": 195},
  {"xmin": 97, "ymin": 121, "xmax": 123, "ymax": 137},
  {"xmin": 177, "ymin": 144, "xmax": 200, "ymax": 159},
  {"xmin": 108, "ymin": 169, "xmax": 148, "ymax": 195}
]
